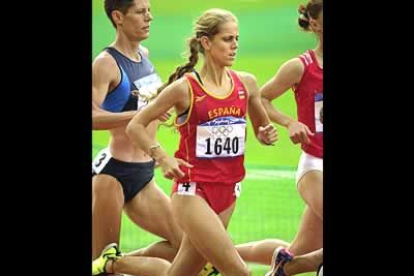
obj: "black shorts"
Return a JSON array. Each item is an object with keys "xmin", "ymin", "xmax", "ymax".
[{"xmin": 92, "ymin": 157, "xmax": 155, "ymax": 203}]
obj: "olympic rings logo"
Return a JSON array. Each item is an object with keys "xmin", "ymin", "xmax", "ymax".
[{"xmin": 212, "ymin": 125, "xmax": 233, "ymax": 137}]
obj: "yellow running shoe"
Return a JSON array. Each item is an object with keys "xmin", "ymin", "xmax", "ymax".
[
  {"xmin": 92, "ymin": 243, "xmax": 121, "ymax": 275},
  {"xmin": 198, "ymin": 263, "xmax": 220, "ymax": 276}
]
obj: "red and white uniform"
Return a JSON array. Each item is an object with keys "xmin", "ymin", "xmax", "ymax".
[
  {"xmin": 172, "ymin": 70, "xmax": 248, "ymax": 213},
  {"xmin": 294, "ymin": 50, "xmax": 323, "ymax": 158},
  {"xmin": 294, "ymin": 50, "xmax": 323, "ymax": 183}
]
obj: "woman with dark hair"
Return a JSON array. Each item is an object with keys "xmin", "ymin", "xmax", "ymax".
[
  {"xmin": 261, "ymin": 1, "xmax": 323, "ymax": 275},
  {"xmin": 92, "ymin": 1, "xmax": 182, "ymax": 274}
]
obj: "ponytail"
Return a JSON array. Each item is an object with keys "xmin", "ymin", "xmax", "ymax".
[{"xmin": 157, "ymin": 36, "xmax": 200, "ymax": 94}]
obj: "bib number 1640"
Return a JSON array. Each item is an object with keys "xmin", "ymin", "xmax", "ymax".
[{"xmin": 205, "ymin": 137, "xmax": 239, "ymax": 155}]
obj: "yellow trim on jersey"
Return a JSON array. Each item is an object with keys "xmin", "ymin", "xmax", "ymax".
[
  {"xmin": 186, "ymin": 123, "xmax": 191, "ymax": 181},
  {"xmin": 174, "ymin": 77, "xmax": 194, "ymax": 127},
  {"xmin": 187, "ymin": 70, "xmax": 234, "ymax": 100}
]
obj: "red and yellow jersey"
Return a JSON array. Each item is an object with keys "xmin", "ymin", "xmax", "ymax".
[
  {"xmin": 294, "ymin": 50, "xmax": 323, "ymax": 158},
  {"xmin": 174, "ymin": 70, "xmax": 248, "ymax": 184}
]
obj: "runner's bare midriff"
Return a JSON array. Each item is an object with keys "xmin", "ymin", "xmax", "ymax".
[{"xmin": 108, "ymin": 121, "xmax": 158, "ymax": 163}]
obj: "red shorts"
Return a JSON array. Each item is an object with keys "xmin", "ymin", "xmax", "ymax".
[{"xmin": 172, "ymin": 181, "xmax": 241, "ymax": 214}]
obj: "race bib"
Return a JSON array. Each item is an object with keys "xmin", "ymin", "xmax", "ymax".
[
  {"xmin": 177, "ymin": 182, "xmax": 197, "ymax": 196},
  {"xmin": 133, "ymin": 73, "xmax": 163, "ymax": 111},
  {"xmin": 314, "ymin": 93, "xmax": 323, "ymax": 133},
  {"xmin": 92, "ymin": 148, "xmax": 112, "ymax": 174},
  {"xmin": 234, "ymin": 182, "xmax": 242, "ymax": 198},
  {"xmin": 196, "ymin": 116, "xmax": 246, "ymax": 158}
]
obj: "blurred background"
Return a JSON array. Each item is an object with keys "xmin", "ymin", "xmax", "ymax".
[{"xmin": 93, "ymin": 0, "xmax": 317, "ymax": 275}]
